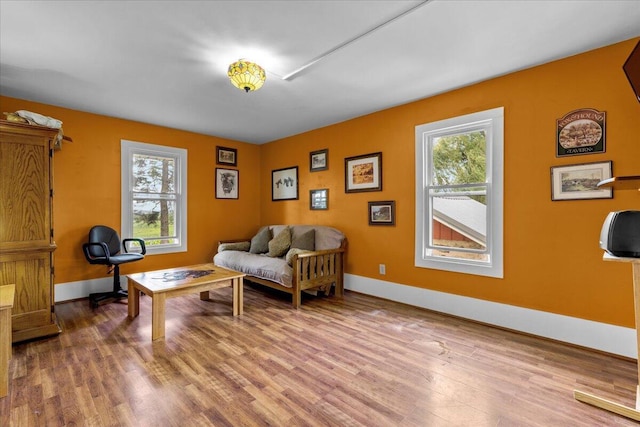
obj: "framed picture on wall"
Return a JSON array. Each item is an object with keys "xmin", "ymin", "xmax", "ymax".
[
  {"xmin": 345, "ymin": 152, "xmax": 382, "ymax": 193},
  {"xmin": 556, "ymin": 108, "xmax": 606, "ymax": 157},
  {"xmin": 215, "ymin": 168, "xmax": 239, "ymax": 199},
  {"xmin": 310, "ymin": 149, "xmax": 328, "ymax": 172},
  {"xmin": 550, "ymin": 161, "xmax": 612, "ymax": 201},
  {"xmin": 216, "ymin": 146, "xmax": 237, "ymax": 166},
  {"xmin": 368, "ymin": 200, "xmax": 395, "ymax": 225},
  {"xmin": 310, "ymin": 189, "xmax": 328, "ymax": 210},
  {"xmin": 272, "ymin": 166, "xmax": 298, "ymax": 201}
]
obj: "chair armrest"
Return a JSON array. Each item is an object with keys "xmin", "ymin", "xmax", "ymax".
[
  {"xmin": 82, "ymin": 242, "xmax": 111, "ymax": 264},
  {"xmin": 123, "ymin": 238, "xmax": 147, "ymax": 255}
]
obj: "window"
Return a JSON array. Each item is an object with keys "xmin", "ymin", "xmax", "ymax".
[
  {"xmin": 415, "ymin": 107, "xmax": 503, "ymax": 278},
  {"xmin": 121, "ymin": 140, "xmax": 187, "ymax": 254}
]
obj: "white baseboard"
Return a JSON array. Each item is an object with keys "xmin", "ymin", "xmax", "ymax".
[
  {"xmin": 55, "ymin": 276, "xmax": 124, "ymax": 302},
  {"xmin": 344, "ymin": 274, "xmax": 637, "ymax": 359},
  {"xmin": 56, "ymin": 274, "xmax": 636, "ymax": 358}
]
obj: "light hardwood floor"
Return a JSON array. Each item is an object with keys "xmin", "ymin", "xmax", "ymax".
[{"xmin": 1, "ymin": 284, "xmax": 638, "ymax": 426}]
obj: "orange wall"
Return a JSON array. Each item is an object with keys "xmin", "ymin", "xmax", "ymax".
[
  {"xmin": 260, "ymin": 38, "xmax": 640, "ymax": 328},
  {"xmin": 2, "ymin": 38, "xmax": 639, "ymax": 328},
  {"xmin": 0, "ymin": 96, "xmax": 262, "ymax": 284}
]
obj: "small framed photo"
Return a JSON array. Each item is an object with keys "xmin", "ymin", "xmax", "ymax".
[
  {"xmin": 345, "ymin": 152, "xmax": 382, "ymax": 193},
  {"xmin": 272, "ymin": 166, "xmax": 298, "ymax": 201},
  {"xmin": 216, "ymin": 146, "xmax": 237, "ymax": 166},
  {"xmin": 368, "ymin": 200, "xmax": 395, "ymax": 226},
  {"xmin": 550, "ymin": 161, "xmax": 612, "ymax": 201},
  {"xmin": 310, "ymin": 189, "xmax": 329, "ymax": 210},
  {"xmin": 310, "ymin": 149, "xmax": 328, "ymax": 172},
  {"xmin": 215, "ymin": 168, "xmax": 239, "ymax": 199}
]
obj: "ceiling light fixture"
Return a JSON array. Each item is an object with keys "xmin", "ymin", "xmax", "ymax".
[{"xmin": 227, "ymin": 59, "xmax": 266, "ymax": 92}]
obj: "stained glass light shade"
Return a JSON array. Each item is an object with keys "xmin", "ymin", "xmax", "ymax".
[{"xmin": 227, "ymin": 59, "xmax": 266, "ymax": 92}]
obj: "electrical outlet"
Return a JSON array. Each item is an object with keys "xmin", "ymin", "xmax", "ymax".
[{"xmin": 379, "ymin": 264, "xmax": 386, "ymax": 275}]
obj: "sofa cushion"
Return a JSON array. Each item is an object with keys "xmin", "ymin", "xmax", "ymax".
[
  {"xmin": 214, "ymin": 251, "xmax": 292, "ymax": 287},
  {"xmin": 250, "ymin": 227, "xmax": 271, "ymax": 254},
  {"xmin": 218, "ymin": 241, "xmax": 250, "ymax": 252},
  {"xmin": 271, "ymin": 225, "xmax": 344, "ymax": 250},
  {"xmin": 314, "ymin": 226, "xmax": 344, "ymax": 250},
  {"xmin": 291, "ymin": 229, "xmax": 315, "ymax": 251},
  {"xmin": 268, "ymin": 226, "xmax": 291, "ymax": 257}
]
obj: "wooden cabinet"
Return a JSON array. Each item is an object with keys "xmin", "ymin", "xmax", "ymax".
[
  {"xmin": 0, "ymin": 120, "xmax": 61, "ymax": 342},
  {"xmin": 1, "ymin": 284, "xmax": 15, "ymax": 397}
]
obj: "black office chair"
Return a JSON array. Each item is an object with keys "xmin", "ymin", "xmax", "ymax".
[{"xmin": 82, "ymin": 225, "xmax": 146, "ymax": 308}]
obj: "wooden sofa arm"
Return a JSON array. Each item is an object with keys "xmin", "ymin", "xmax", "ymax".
[
  {"xmin": 294, "ymin": 247, "xmax": 345, "ymax": 258},
  {"xmin": 290, "ymin": 245, "xmax": 345, "ymax": 306}
]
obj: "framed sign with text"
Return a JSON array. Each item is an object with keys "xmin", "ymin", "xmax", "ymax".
[{"xmin": 556, "ymin": 108, "xmax": 606, "ymax": 157}]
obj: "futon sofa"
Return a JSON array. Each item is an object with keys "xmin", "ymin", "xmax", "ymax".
[{"xmin": 213, "ymin": 225, "xmax": 346, "ymax": 308}]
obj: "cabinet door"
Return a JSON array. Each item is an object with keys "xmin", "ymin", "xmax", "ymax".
[
  {"xmin": 0, "ymin": 129, "xmax": 52, "ymax": 250},
  {"xmin": 0, "ymin": 250, "xmax": 53, "ymax": 332}
]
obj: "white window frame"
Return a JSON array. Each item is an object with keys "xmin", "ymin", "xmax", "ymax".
[
  {"xmin": 415, "ymin": 107, "xmax": 503, "ymax": 278},
  {"xmin": 121, "ymin": 140, "xmax": 187, "ymax": 255}
]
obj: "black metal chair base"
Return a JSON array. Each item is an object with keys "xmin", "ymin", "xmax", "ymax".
[{"xmin": 89, "ymin": 288, "xmax": 128, "ymax": 308}]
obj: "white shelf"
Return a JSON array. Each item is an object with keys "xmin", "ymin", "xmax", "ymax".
[{"xmin": 598, "ymin": 176, "xmax": 640, "ymax": 190}]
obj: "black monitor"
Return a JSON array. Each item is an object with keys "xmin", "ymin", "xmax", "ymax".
[{"xmin": 600, "ymin": 211, "xmax": 640, "ymax": 258}]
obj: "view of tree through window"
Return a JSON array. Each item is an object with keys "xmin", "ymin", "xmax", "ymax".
[
  {"xmin": 429, "ymin": 130, "xmax": 488, "ymax": 260},
  {"xmin": 433, "ymin": 131, "xmax": 486, "ymax": 201},
  {"xmin": 132, "ymin": 153, "xmax": 177, "ymax": 246}
]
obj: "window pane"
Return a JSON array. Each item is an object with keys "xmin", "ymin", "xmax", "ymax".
[
  {"xmin": 429, "ymin": 248, "xmax": 489, "ymax": 262},
  {"xmin": 133, "ymin": 154, "xmax": 175, "ymax": 194},
  {"xmin": 430, "ymin": 194, "xmax": 486, "ymax": 253},
  {"xmin": 132, "ymin": 199, "xmax": 177, "ymax": 245},
  {"xmin": 432, "ymin": 131, "xmax": 486, "ymax": 185},
  {"xmin": 131, "ymin": 151, "xmax": 178, "ymax": 247}
]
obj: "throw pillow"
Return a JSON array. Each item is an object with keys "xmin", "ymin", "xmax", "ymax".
[
  {"xmin": 268, "ymin": 226, "xmax": 291, "ymax": 257},
  {"xmin": 249, "ymin": 227, "xmax": 272, "ymax": 254},
  {"xmin": 285, "ymin": 248, "xmax": 311, "ymax": 266},
  {"xmin": 291, "ymin": 229, "xmax": 315, "ymax": 251},
  {"xmin": 218, "ymin": 241, "xmax": 250, "ymax": 252}
]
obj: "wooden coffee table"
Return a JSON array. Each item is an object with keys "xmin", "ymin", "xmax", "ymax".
[{"xmin": 127, "ymin": 263, "xmax": 245, "ymax": 340}]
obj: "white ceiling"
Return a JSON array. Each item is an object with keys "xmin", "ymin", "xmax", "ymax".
[{"xmin": 1, "ymin": 1, "xmax": 639, "ymax": 144}]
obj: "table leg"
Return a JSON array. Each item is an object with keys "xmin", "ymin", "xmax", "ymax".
[
  {"xmin": 574, "ymin": 260, "xmax": 640, "ymax": 422},
  {"xmin": 232, "ymin": 278, "xmax": 238, "ymax": 316},
  {"xmin": 238, "ymin": 277, "xmax": 243, "ymax": 315},
  {"xmin": 634, "ymin": 263, "xmax": 640, "ymax": 401},
  {"xmin": 151, "ymin": 293, "xmax": 166, "ymax": 340},
  {"xmin": 128, "ymin": 279, "xmax": 140, "ymax": 319}
]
